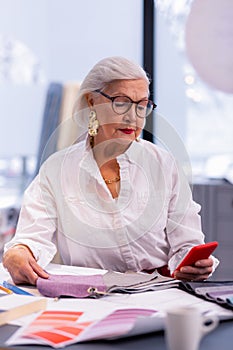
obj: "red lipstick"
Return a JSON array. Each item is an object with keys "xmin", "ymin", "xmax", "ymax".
[{"xmin": 119, "ymin": 129, "xmax": 135, "ymax": 134}]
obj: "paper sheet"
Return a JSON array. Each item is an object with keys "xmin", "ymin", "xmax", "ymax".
[
  {"xmin": 102, "ymin": 288, "xmax": 233, "ymax": 320},
  {"xmin": 46, "ymin": 263, "xmax": 108, "ymax": 276}
]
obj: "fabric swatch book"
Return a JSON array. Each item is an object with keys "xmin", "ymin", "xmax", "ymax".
[
  {"xmin": 180, "ymin": 281, "xmax": 233, "ymax": 310},
  {"xmin": 36, "ymin": 269, "xmax": 179, "ymax": 298}
]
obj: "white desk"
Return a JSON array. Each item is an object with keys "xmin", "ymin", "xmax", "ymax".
[{"xmin": 1, "ymin": 263, "xmax": 233, "ymax": 348}]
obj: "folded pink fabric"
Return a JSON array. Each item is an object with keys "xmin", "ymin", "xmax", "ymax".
[{"xmin": 37, "ymin": 274, "xmax": 107, "ymax": 298}]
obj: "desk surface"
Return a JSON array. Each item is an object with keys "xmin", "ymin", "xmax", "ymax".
[
  {"xmin": 1, "ymin": 320, "xmax": 233, "ymax": 350},
  {"xmin": 1, "ymin": 263, "xmax": 233, "ymax": 349}
]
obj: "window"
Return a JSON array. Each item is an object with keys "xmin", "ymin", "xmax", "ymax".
[{"xmin": 155, "ymin": 0, "xmax": 233, "ymax": 177}]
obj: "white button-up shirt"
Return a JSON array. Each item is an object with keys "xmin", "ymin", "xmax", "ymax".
[{"xmin": 5, "ymin": 138, "xmax": 210, "ymax": 273}]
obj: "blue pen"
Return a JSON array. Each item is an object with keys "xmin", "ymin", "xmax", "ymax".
[{"xmin": 3, "ymin": 281, "xmax": 34, "ymax": 296}]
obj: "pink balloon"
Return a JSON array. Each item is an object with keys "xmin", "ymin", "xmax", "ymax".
[{"xmin": 185, "ymin": 0, "xmax": 233, "ymax": 93}]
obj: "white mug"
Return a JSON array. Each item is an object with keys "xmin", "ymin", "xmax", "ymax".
[{"xmin": 165, "ymin": 306, "xmax": 219, "ymax": 350}]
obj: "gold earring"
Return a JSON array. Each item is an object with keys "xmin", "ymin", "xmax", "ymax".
[
  {"xmin": 88, "ymin": 110, "xmax": 99, "ymax": 136},
  {"xmin": 90, "ymin": 136, "xmax": 94, "ymax": 148}
]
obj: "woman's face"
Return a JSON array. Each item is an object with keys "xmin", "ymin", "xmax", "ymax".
[{"xmin": 86, "ymin": 79, "xmax": 149, "ymax": 146}]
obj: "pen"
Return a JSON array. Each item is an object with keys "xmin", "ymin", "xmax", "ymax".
[
  {"xmin": 3, "ymin": 281, "xmax": 34, "ymax": 296},
  {"xmin": 0, "ymin": 284, "xmax": 13, "ymax": 295}
]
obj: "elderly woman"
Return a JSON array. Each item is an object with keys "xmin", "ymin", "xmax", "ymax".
[{"xmin": 3, "ymin": 56, "xmax": 218, "ymax": 285}]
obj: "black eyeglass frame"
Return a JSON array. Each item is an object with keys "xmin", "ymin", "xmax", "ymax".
[{"xmin": 95, "ymin": 89, "xmax": 157, "ymax": 118}]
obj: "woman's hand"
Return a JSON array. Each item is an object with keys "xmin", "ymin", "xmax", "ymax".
[
  {"xmin": 173, "ymin": 257, "xmax": 214, "ymax": 281},
  {"xmin": 2, "ymin": 245, "xmax": 49, "ymax": 285}
]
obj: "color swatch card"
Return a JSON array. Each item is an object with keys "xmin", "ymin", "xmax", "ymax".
[{"xmin": 7, "ymin": 308, "xmax": 156, "ymax": 348}]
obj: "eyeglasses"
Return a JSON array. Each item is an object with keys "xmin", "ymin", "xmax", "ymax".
[{"xmin": 95, "ymin": 89, "xmax": 157, "ymax": 118}]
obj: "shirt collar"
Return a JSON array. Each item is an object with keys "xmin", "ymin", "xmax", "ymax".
[{"xmin": 80, "ymin": 136, "xmax": 143, "ymax": 175}]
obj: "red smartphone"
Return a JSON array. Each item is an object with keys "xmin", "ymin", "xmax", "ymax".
[{"xmin": 172, "ymin": 241, "xmax": 218, "ymax": 277}]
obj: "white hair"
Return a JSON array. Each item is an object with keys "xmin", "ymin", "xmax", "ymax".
[{"xmin": 73, "ymin": 56, "xmax": 150, "ymax": 131}]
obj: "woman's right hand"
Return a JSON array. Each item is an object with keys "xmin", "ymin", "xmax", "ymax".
[{"xmin": 2, "ymin": 245, "xmax": 49, "ymax": 285}]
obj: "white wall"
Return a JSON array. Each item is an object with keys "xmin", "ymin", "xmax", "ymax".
[{"xmin": 0, "ymin": 0, "xmax": 143, "ymax": 157}]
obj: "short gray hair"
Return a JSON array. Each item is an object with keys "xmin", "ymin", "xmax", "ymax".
[{"xmin": 74, "ymin": 56, "xmax": 150, "ymax": 131}]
